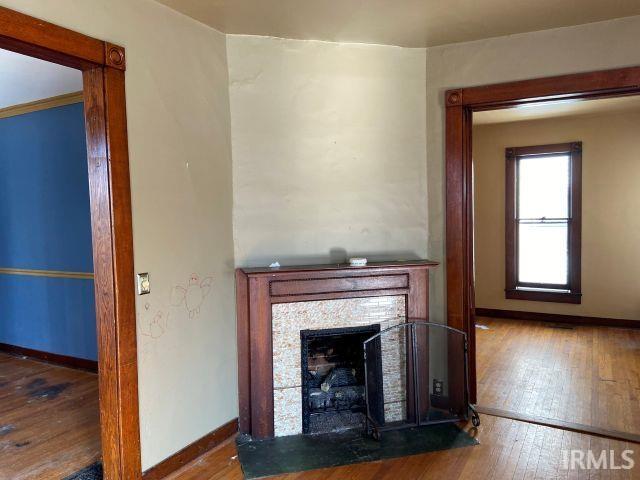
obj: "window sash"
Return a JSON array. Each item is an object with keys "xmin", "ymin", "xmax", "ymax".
[
  {"xmin": 516, "ymin": 153, "xmax": 571, "ymax": 220},
  {"xmin": 516, "ymin": 154, "xmax": 571, "ymax": 288},
  {"xmin": 516, "ymin": 219, "xmax": 570, "ymax": 288},
  {"xmin": 505, "ymin": 142, "xmax": 582, "ymax": 303}
]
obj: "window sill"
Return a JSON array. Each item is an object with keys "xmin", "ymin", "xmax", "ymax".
[{"xmin": 505, "ymin": 288, "xmax": 582, "ymax": 304}]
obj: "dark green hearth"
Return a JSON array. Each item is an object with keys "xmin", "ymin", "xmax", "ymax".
[{"xmin": 237, "ymin": 423, "xmax": 478, "ymax": 479}]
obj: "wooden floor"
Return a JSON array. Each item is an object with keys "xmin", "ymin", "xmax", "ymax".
[
  {"xmin": 476, "ymin": 317, "xmax": 640, "ymax": 436},
  {"xmin": 167, "ymin": 414, "xmax": 639, "ymax": 479},
  {"xmin": 4, "ymin": 319, "xmax": 639, "ymax": 479},
  {"xmin": 165, "ymin": 317, "xmax": 640, "ymax": 479},
  {"xmin": 0, "ymin": 352, "xmax": 100, "ymax": 480}
]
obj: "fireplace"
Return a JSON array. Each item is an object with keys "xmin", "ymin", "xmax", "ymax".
[
  {"xmin": 300, "ymin": 324, "xmax": 383, "ymax": 434},
  {"xmin": 235, "ymin": 260, "xmax": 440, "ymax": 439}
]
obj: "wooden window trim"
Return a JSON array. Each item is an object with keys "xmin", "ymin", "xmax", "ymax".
[{"xmin": 505, "ymin": 142, "xmax": 582, "ymax": 304}]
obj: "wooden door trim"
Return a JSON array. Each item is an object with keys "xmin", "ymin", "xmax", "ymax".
[
  {"xmin": 445, "ymin": 65, "xmax": 640, "ymax": 405},
  {"xmin": 0, "ymin": 6, "xmax": 141, "ymax": 479}
]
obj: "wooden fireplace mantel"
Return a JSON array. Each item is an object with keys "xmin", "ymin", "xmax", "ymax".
[{"xmin": 235, "ymin": 260, "xmax": 439, "ymax": 439}]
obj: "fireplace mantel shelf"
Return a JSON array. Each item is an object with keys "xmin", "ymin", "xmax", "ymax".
[
  {"xmin": 238, "ymin": 259, "xmax": 439, "ymax": 275},
  {"xmin": 236, "ymin": 259, "xmax": 439, "ymax": 439}
]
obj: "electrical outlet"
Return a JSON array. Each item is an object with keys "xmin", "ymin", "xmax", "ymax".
[
  {"xmin": 136, "ymin": 273, "xmax": 150, "ymax": 295},
  {"xmin": 433, "ymin": 379, "xmax": 444, "ymax": 396}
]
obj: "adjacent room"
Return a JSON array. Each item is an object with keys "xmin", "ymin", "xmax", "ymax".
[
  {"xmin": 0, "ymin": 49, "xmax": 101, "ymax": 478},
  {"xmin": 1, "ymin": 2, "xmax": 639, "ymax": 479},
  {"xmin": 473, "ymin": 96, "xmax": 640, "ymax": 439}
]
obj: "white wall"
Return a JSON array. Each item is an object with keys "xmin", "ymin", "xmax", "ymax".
[
  {"xmin": 0, "ymin": 49, "xmax": 83, "ymax": 109},
  {"xmin": 426, "ymin": 15, "xmax": 640, "ymax": 320},
  {"xmin": 0, "ymin": 0, "xmax": 236, "ymax": 470},
  {"xmin": 227, "ymin": 36, "xmax": 428, "ymax": 267}
]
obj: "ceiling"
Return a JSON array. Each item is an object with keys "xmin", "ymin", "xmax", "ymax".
[
  {"xmin": 0, "ymin": 49, "xmax": 82, "ymax": 110},
  {"xmin": 474, "ymin": 95, "xmax": 640, "ymax": 125},
  {"xmin": 155, "ymin": 0, "xmax": 640, "ymax": 48}
]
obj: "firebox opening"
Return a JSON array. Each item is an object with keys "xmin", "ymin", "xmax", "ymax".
[{"xmin": 301, "ymin": 324, "xmax": 381, "ymax": 435}]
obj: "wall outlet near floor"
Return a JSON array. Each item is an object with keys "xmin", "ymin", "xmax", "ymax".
[
  {"xmin": 136, "ymin": 272, "xmax": 150, "ymax": 295},
  {"xmin": 433, "ymin": 379, "xmax": 444, "ymax": 396}
]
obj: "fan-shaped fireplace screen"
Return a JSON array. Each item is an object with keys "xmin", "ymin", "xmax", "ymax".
[{"xmin": 363, "ymin": 320, "xmax": 478, "ymax": 439}]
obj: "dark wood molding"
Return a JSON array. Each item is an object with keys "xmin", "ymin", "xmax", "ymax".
[
  {"xmin": 268, "ymin": 273, "xmax": 409, "ymax": 297},
  {"xmin": 446, "ymin": 89, "xmax": 463, "ymax": 106},
  {"xmin": 101, "ymin": 65, "xmax": 142, "ymax": 480},
  {"xmin": 568, "ymin": 143, "xmax": 582, "ymax": 297},
  {"xmin": 446, "ymin": 65, "xmax": 640, "ymax": 406},
  {"xmin": 142, "ymin": 418, "xmax": 238, "ymax": 480},
  {"xmin": 236, "ymin": 261, "xmax": 439, "ymax": 439},
  {"xmin": 507, "ymin": 142, "xmax": 578, "ymax": 156},
  {"xmin": 0, "ymin": 6, "xmax": 140, "ymax": 479},
  {"xmin": 235, "ymin": 270, "xmax": 252, "ymax": 435},
  {"xmin": 458, "ymin": 66, "xmax": 640, "ymax": 108},
  {"xmin": 475, "ymin": 308, "xmax": 640, "ymax": 329},
  {"xmin": 238, "ymin": 260, "xmax": 439, "ymax": 275},
  {"xmin": 0, "ymin": 343, "xmax": 98, "ymax": 372},
  {"xmin": 446, "ymin": 101, "xmax": 475, "ymax": 401},
  {"xmin": 504, "ymin": 145, "xmax": 516, "ymax": 307},
  {"xmin": 504, "ymin": 289, "xmax": 581, "ymax": 304},
  {"xmin": 0, "ymin": 6, "xmax": 104, "ymax": 69},
  {"xmin": 105, "ymin": 42, "xmax": 126, "ymax": 70},
  {"xmin": 477, "ymin": 405, "xmax": 640, "ymax": 444}
]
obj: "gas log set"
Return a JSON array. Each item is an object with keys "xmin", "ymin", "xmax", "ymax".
[{"xmin": 301, "ymin": 325, "xmax": 379, "ymax": 434}]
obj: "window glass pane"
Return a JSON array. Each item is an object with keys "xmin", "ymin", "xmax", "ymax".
[
  {"xmin": 518, "ymin": 222, "xmax": 568, "ymax": 285},
  {"xmin": 518, "ymin": 155, "xmax": 569, "ymax": 219}
]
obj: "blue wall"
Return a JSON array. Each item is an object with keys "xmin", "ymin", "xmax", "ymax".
[{"xmin": 0, "ymin": 102, "xmax": 97, "ymax": 361}]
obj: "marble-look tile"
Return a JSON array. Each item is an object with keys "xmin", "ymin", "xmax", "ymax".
[
  {"xmin": 384, "ymin": 400, "xmax": 407, "ymax": 423},
  {"xmin": 273, "ymin": 387, "xmax": 302, "ymax": 437},
  {"xmin": 271, "ymin": 296, "xmax": 407, "ymax": 436}
]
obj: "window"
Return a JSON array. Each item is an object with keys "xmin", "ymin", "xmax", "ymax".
[{"xmin": 505, "ymin": 142, "xmax": 582, "ymax": 303}]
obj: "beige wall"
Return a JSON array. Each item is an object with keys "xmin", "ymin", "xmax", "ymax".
[
  {"xmin": 227, "ymin": 35, "xmax": 428, "ymax": 267},
  {"xmin": 426, "ymin": 15, "xmax": 640, "ymax": 321},
  {"xmin": 0, "ymin": 0, "xmax": 236, "ymax": 470},
  {"xmin": 474, "ymin": 111, "xmax": 640, "ymax": 320}
]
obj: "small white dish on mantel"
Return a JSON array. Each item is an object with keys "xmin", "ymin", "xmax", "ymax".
[{"xmin": 349, "ymin": 257, "xmax": 367, "ymax": 267}]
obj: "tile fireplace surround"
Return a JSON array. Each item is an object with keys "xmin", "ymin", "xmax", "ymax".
[
  {"xmin": 235, "ymin": 260, "xmax": 439, "ymax": 439},
  {"xmin": 273, "ymin": 295, "xmax": 405, "ymax": 436}
]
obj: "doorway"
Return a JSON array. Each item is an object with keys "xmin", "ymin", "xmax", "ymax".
[
  {"xmin": 0, "ymin": 49, "xmax": 101, "ymax": 478},
  {"xmin": 445, "ymin": 66, "xmax": 640, "ymax": 441},
  {"xmin": 0, "ymin": 6, "xmax": 141, "ymax": 479}
]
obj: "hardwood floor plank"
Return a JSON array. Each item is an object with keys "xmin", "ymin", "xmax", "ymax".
[
  {"xmin": 476, "ymin": 317, "xmax": 640, "ymax": 437},
  {"xmin": 0, "ymin": 352, "xmax": 100, "ymax": 480}
]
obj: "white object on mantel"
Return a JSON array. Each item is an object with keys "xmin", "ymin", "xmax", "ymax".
[
  {"xmin": 349, "ymin": 257, "xmax": 367, "ymax": 267},
  {"xmin": 269, "ymin": 262, "xmax": 281, "ymax": 268}
]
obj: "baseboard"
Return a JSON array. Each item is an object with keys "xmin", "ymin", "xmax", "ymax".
[
  {"xmin": 477, "ymin": 405, "xmax": 640, "ymax": 444},
  {"xmin": 142, "ymin": 418, "xmax": 238, "ymax": 479},
  {"xmin": 475, "ymin": 308, "xmax": 640, "ymax": 329},
  {"xmin": 0, "ymin": 343, "xmax": 98, "ymax": 372}
]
